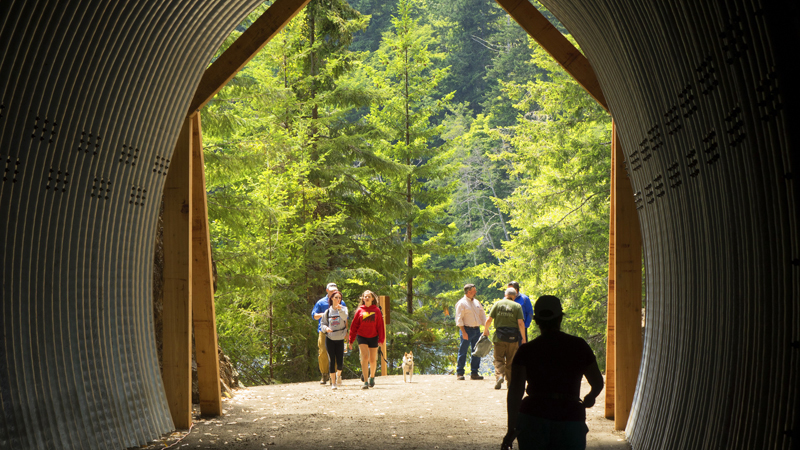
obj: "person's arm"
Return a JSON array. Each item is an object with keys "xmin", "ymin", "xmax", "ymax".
[
  {"xmin": 377, "ymin": 308, "xmax": 386, "ymax": 344},
  {"xmin": 517, "ymin": 319, "xmax": 526, "ymax": 344},
  {"xmin": 312, "ymin": 301, "xmax": 326, "ymax": 320},
  {"xmin": 503, "ymin": 364, "xmax": 526, "ymax": 448},
  {"xmin": 320, "ymin": 310, "xmax": 328, "ymax": 333},
  {"xmin": 483, "ymin": 317, "xmax": 493, "ymax": 336},
  {"xmin": 582, "ymin": 360, "xmax": 604, "ymax": 408},
  {"xmin": 455, "ymin": 301, "xmax": 468, "ymax": 339},
  {"xmin": 348, "ymin": 311, "xmax": 361, "ymax": 345},
  {"xmin": 523, "ymin": 298, "xmax": 534, "ymax": 328}
]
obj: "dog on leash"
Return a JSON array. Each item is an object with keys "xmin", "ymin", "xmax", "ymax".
[{"xmin": 402, "ymin": 351, "xmax": 414, "ymax": 382}]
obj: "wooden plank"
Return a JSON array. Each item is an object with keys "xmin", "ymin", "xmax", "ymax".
[
  {"xmin": 605, "ymin": 120, "xmax": 617, "ymax": 420},
  {"xmin": 611, "ymin": 122, "xmax": 643, "ymax": 431},
  {"xmin": 188, "ymin": 0, "xmax": 311, "ymax": 114},
  {"xmin": 162, "ymin": 116, "xmax": 194, "ymax": 429},
  {"xmin": 190, "ymin": 112, "xmax": 223, "ymax": 416},
  {"xmin": 379, "ymin": 296, "xmax": 388, "ymax": 377},
  {"xmin": 493, "ymin": 0, "xmax": 608, "ymax": 111},
  {"xmin": 379, "ymin": 295, "xmax": 390, "ymax": 325}
]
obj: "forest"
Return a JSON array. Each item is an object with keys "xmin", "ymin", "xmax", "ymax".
[{"xmin": 199, "ymin": 0, "xmax": 612, "ymax": 385}]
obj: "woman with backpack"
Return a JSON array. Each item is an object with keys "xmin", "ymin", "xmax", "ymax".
[
  {"xmin": 320, "ymin": 290, "xmax": 349, "ymax": 390},
  {"xmin": 348, "ymin": 290, "xmax": 385, "ymax": 389}
]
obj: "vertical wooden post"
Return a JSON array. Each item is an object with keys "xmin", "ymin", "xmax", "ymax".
[
  {"xmin": 605, "ymin": 123, "xmax": 617, "ymax": 420},
  {"xmin": 611, "ymin": 121, "xmax": 643, "ymax": 431},
  {"xmin": 162, "ymin": 117, "xmax": 193, "ymax": 429},
  {"xmin": 190, "ymin": 112, "xmax": 222, "ymax": 416},
  {"xmin": 379, "ymin": 295, "xmax": 389, "ymax": 376}
]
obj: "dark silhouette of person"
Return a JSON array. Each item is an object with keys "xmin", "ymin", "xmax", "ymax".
[{"xmin": 502, "ymin": 295, "xmax": 604, "ymax": 450}]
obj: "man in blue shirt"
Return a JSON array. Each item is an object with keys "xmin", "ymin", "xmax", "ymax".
[
  {"xmin": 508, "ymin": 281, "xmax": 533, "ymax": 341},
  {"xmin": 311, "ymin": 282, "xmax": 346, "ymax": 384}
]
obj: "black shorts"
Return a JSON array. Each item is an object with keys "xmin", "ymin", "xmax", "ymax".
[{"xmin": 356, "ymin": 335, "xmax": 379, "ymax": 348}]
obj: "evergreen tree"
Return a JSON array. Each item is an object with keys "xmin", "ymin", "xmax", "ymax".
[{"xmin": 364, "ymin": 0, "xmax": 467, "ymax": 314}]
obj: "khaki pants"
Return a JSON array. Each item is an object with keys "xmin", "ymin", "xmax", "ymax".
[
  {"xmin": 318, "ymin": 331, "xmax": 329, "ymax": 380},
  {"xmin": 493, "ymin": 341, "xmax": 518, "ymax": 383}
]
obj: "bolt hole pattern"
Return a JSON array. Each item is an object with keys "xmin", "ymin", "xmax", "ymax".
[
  {"xmin": 31, "ymin": 116, "xmax": 58, "ymax": 143},
  {"xmin": 757, "ymin": 69, "xmax": 783, "ymax": 121},
  {"xmin": 686, "ymin": 149, "xmax": 700, "ymax": 178},
  {"xmin": 79, "ymin": 131, "xmax": 102, "ymax": 155},
  {"xmin": 667, "ymin": 162, "xmax": 682, "ymax": 189},
  {"xmin": 634, "ymin": 191, "xmax": 644, "ymax": 210},
  {"xmin": 129, "ymin": 185, "xmax": 147, "ymax": 206},
  {"xmin": 152, "ymin": 155, "xmax": 170, "ymax": 176},
  {"xmin": 721, "ymin": 16, "xmax": 749, "ymax": 65},
  {"xmin": 703, "ymin": 129, "xmax": 720, "ymax": 165},
  {"xmin": 46, "ymin": 167, "xmax": 69, "ymax": 193},
  {"xmin": 724, "ymin": 106, "xmax": 746, "ymax": 148},
  {"xmin": 119, "ymin": 145, "xmax": 139, "ymax": 166},
  {"xmin": 91, "ymin": 176, "xmax": 112, "ymax": 200},
  {"xmin": 678, "ymin": 84, "xmax": 698, "ymax": 119},
  {"xmin": 3, "ymin": 157, "xmax": 20, "ymax": 183},
  {"xmin": 696, "ymin": 56, "xmax": 719, "ymax": 96}
]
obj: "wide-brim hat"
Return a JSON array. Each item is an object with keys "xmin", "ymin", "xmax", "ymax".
[{"xmin": 534, "ymin": 295, "xmax": 564, "ymax": 320}]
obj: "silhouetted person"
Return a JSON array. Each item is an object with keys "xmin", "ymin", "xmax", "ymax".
[{"xmin": 503, "ymin": 295, "xmax": 604, "ymax": 450}]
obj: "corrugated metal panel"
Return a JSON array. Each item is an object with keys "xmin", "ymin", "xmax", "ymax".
[
  {"xmin": 0, "ymin": 1, "xmax": 262, "ymax": 448},
  {"xmin": 539, "ymin": 0, "xmax": 799, "ymax": 448}
]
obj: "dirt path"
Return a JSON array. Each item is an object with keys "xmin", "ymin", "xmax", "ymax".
[{"xmin": 162, "ymin": 375, "xmax": 630, "ymax": 450}]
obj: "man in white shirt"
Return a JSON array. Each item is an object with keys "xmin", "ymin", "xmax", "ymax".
[{"xmin": 454, "ymin": 283, "xmax": 487, "ymax": 380}]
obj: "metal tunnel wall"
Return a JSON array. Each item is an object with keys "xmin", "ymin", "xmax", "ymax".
[
  {"xmin": 538, "ymin": 0, "xmax": 799, "ymax": 448},
  {"xmin": 0, "ymin": 0, "xmax": 798, "ymax": 449},
  {"xmin": 0, "ymin": 1, "xmax": 262, "ymax": 448}
]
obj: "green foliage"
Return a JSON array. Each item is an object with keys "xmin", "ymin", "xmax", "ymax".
[
  {"xmin": 483, "ymin": 39, "xmax": 612, "ymax": 367},
  {"xmin": 203, "ymin": 0, "xmax": 613, "ymax": 383}
]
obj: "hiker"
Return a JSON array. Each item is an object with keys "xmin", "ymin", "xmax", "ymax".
[
  {"xmin": 502, "ymin": 295, "xmax": 604, "ymax": 450},
  {"xmin": 507, "ymin": 281, "xmax": 534, "ymax": 341},
  {"xmin": 348, "ymin": 290, "xmax": 385, "ymax": 389},
  {"xmin": 320, "ymin": 290, "xmax": 348, "ymax": 390},
  {"xmin": 455, "ymin": 283, "xmax": 487, "ymax": 380},
  {"xmin": 484, "ymin": 287, "xmax": 526, "ymax": 390},
  {"xmin": 311, "ymin": 282, "xmax": 346, "ymax": 384}
]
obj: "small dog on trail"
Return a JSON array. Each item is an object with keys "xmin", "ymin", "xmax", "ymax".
[{"xmin": 402, "ymin": 352, "xmax": 414, "ymax": 382}]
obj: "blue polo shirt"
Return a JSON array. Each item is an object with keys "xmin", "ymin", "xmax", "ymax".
[
  {"xmin": 515, "ymin": 293, "xmax": 534, "ymax": 329},
  {"xmin": 311, "ymin": 296, "xmax": 347, "ymax": 332}
]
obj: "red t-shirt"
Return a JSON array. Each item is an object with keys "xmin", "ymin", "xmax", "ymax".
[
  {"xmin": 513, "ymin": 331, "xmax": 596, "ymax": 421},
  {"xmin": 348, "ymin": 305, "xmax": 385, "ymax": 344}
]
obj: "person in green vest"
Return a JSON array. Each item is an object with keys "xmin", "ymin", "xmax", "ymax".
[{"xmin": 483, "ymin": 287, "xmax": 527, "ymax": 390}]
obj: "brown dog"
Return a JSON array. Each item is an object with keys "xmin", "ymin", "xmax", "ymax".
[{"xmin": 402, "ymin": 351, "xmax": 414, "ymax": 382}]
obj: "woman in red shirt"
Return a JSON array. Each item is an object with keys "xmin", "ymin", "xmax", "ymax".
[{"xmin": 348, "ymin": 290, "xmax": 385, "ymax": 389}]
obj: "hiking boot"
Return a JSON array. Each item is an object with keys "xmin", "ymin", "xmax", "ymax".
[
  {"xmin": 369, "ymin": 377, "xmax": 375, "ymax": 387},
  {"xmin": 495, "ymin": 377, "xmax": 503, "ymax": 390},
  {"xmin": 470, "ymin": 374, "xmax": 484, "ymax": 380},
  {"xmin": 320, "ymin": 377, "xmax": 328, "ymax": 385},
  {"xmin": 457, "ymin": 375, "xmax": 465, "ymax": 380},
  {"xmin": 362, "ymin": 382, "xmax": 369, "ymax": 390}
]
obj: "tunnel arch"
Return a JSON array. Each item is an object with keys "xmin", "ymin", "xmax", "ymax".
[{"xmin": 0, "ymin": 1, "xmax": 797, "ymax": 449}]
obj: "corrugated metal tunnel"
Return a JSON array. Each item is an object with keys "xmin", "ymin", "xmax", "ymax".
[{"xmin": 0, "ymin": 0, "xmax": 798, "ymax": 449}]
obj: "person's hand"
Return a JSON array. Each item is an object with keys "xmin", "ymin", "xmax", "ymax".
[
  {"xmin": 582, "ymin": 394, "xmax": 596, "ymax": 408},
  {"xmin": 461, "ymin": 330, "xmax": 468, "ymax": 340}
]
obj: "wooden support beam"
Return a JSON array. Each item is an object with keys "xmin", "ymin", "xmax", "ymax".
[
  {"xmin": 379, "ymin": 296, "xmax": 389, "ymax": 377},
  {"xmin": 190, "ymin": 112, "xmax": 223, "ymax": 416},
  {"xmin": 610, "ymin": 121, "xmax": 643, "ymax": 431},
  {"xmin": 162, "ymin": 117, "xmax": 194, "ymax": 429},
  {"xmin": 493, "ymin": 0, "xmax": 608, "ymax": 111},
  {"xmin": 188, "ymin": 0, "xmax": 311, "ymax": 114},
  {"xmin": 605, "ymin": 132, "xmax": 617, "ymax": 420}
]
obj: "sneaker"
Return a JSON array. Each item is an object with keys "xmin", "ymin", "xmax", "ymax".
[
  {"xmin": 362, "ymin": 382, "xmax": 369, "ymax": 390},
  {"xmin": 320, "ymin": 377, "xmax": 328, "ymax": 385},
  {"xmin": 369, "ymin": 377, "xmax": 375, "ymax": 388},
  {"xmin": 332, "ymin": 384, "xmax": 337, "ymax": 390},
  {"xmin": 495, "ymin": 378, "xmax": 503, "ymax": 390},
  {"xmin": 337, "ymin": 377, "xmax": 342, "ymax": 388},
  {"xmin": 470, "ymin": 374, "xmax": 484, "ymax": 380},
  {"xmin": 457, "ymin": 375, "xmax": 465, "ymax": 381}
]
